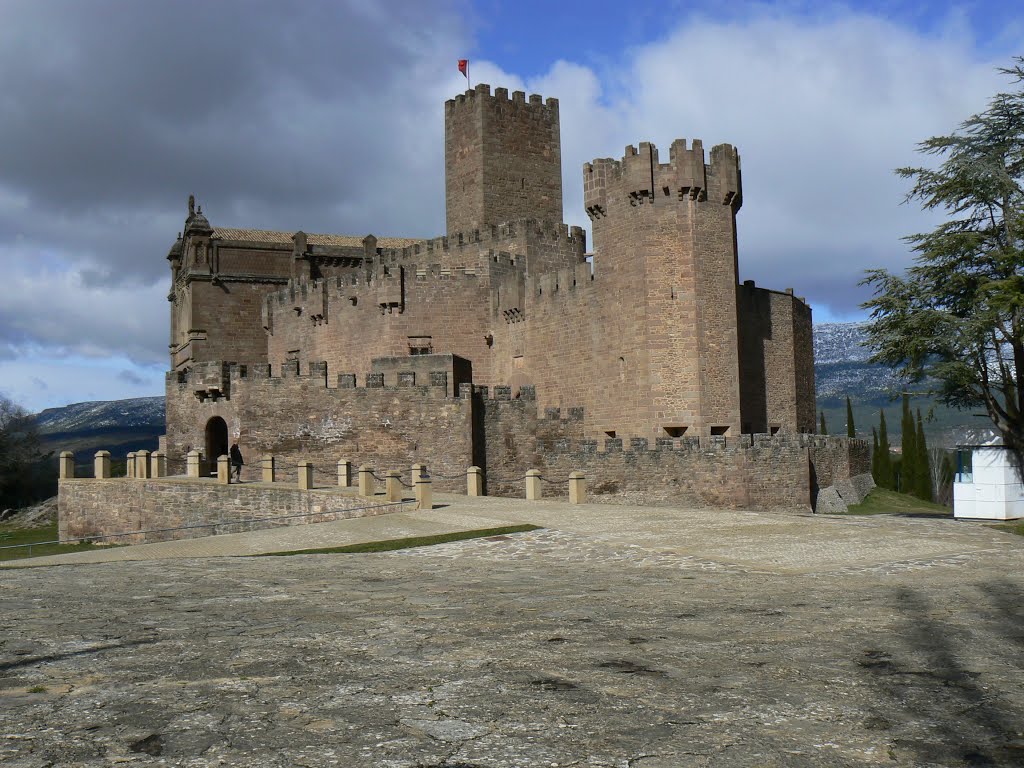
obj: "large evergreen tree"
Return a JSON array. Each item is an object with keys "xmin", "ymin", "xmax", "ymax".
[
  {"xmin": 900, "ymin": 394, "xmax": 917, "ymax": 494},
  {"xmin": 878, "ymin": 409, "xmax": 893, "ymax": 489},
  {"xmin": 846, "ymin": 397, "xmax": 856, "ymax": 438},
  {"xmin": 916, "ymin": 409, "xmax": 934, "ymax": 501},
  {"xmin": 862, "ymin": 58, "xmax": 1024, "ymax": 479}
]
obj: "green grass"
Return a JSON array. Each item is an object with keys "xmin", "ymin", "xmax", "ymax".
[
  {"xmin": 254, "ymin": 524, "xmax": 542, "ymax": 556},
  {"xmin": 0, "ymin": 522, "xmax": 103, "ymax": 562},
  {"xmin": 843, "ymin": 488, "xmax": 952, "ymax": 517},
  {"xmin": 993, "ymin": 521, "xmax": 1024, "ymax": 537}
]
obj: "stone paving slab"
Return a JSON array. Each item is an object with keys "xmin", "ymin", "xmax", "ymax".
[{"xmin": 3, "ymin": 497, "xmax": 1024, "ymax": 766}]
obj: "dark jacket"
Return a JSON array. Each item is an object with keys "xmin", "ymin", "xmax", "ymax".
[{"xmin": 229, "ymin": 444, "xmax": 243, "ymax": 465}]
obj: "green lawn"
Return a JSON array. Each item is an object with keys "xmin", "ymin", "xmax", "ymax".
[
  {"xmin": 843, "ymin": 488, "xmax": 953, "ymax": 517},
  {"xmin": 0, "ymin": 523, "xmax": 103, "ymax": 562},
  {"xmin": 994, "ymin": 521, "xmax": 1024, "ymax": 537},
  {"xmin": 255, "ymin": 524, "xmax": 543, "ymax": 556}
]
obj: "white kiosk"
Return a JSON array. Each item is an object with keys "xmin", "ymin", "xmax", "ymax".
[{"xmin": 953, "ymin": 439, "xmax": 1024, "ymax": 520}]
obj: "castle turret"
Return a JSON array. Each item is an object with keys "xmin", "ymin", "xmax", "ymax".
[
  {"xmin": 583, "ymin": 140, "xmax": 744, "ymax": 440},
  {"xmin": 445, "ymin": 83, "xmax": 562, "ymax": 236}
]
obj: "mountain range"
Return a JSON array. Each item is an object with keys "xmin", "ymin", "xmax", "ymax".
[{"xmin": 33, "ymin": 322, "xmax": 979, "ymax": 457}]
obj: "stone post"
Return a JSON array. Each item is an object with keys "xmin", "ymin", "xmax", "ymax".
[
  {"xmin": 217, "ymin": 455, "xmax": 231, "ymax": 485},
  {"xmin": 415, "ymin": 475, "xmax": 433, "ymax": 510},
  {"xmin": 151, "ymin": 451, "xmax": 166, "ymax": 478},
  {"xmin": 126, "ymin": 452, "xmax": 136, "ymax": 479},
  {"xmin": 569, "ymin": 471, "xmax": 586, "ymax": 504},
  {"xmin": 262, "ymin": 456, "xmax": 276, "ymax": 483},
  {"xmin": 412, "ymin": 463, "xmax": 426, "ymax": 483},
  {"xmin": 136, "ymin": 450, "xmax": 151, "ymax": 479},
  {"xmin": 385, "ymin": 470, "xmax": 402, "ymax": 502},
  {"xmin": 337, "ymin": 459, "xmax": 352, "ymax": 487},
  {"xmin": 58, "ymin": 451, "xmax": 75, "ymax": 479},
  {"xmin": 94, "ymin": 450, "xmax": 111, "ymax": 479},
  {"xmin": 525, "ymin": 469, "xmax": 542, "ymax": 500},
  {"xmin": 467, "ymin": 466, "xmax": 483, "ymax": 496},
  {"xmin": 358, "ymin": 465, "xmax": 374, "ymax": 497},
  {"xmin": 298, "ymin": 461, "xmax": 313, "ymax": 490},
  {"xmin": 186, "ymin": 450, "xmax": 202, "ymax": 478}
]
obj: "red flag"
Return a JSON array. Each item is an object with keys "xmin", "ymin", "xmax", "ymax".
[{"xmin": 458, "ymin": 59, "xmax": 468, "ymax": 78}]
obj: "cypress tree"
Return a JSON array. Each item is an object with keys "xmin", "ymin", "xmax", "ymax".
[
  {"xmin": 847, "ymin": 397, "xmax": 856, "ymax": 438},
  {"xmin": 871, "ymin": 427, "xmax": 880, "ymax": 482},
  {"xmin": 916, "ymin": 409, "xmax": 933, "ymax": 501},
  {"xmin": 878, "ymin": 409, "xmax": 893, "ymax": 489},
  {"xmin": 901, "ymin": 394, "xmax": 917, "ymax": 494},
  {"xmin": 820, "ymin": 411, "xmax": 828, "ymax": 435}
]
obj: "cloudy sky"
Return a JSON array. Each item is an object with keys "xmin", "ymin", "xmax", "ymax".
[{"xmin": 0, "ymin": 0, "xmax": 1019, "ymax": 412}]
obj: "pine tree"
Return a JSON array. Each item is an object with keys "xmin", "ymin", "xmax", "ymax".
[
  {"xmin": 871, "ymin": 427, "xmax": 880, "ymax": 482},
  {"xmin": 916, "ymin": 409, "xmax": 933, "ymax": 501},
  {"xmin": 846, "ymin": 397, "xmax": 856, "ymax": 438},
  {"xmin": 900, "ymin": 394, "xmax": 917, "ymax": 494},
  {"xmin": 820, "ymin": 411, "xmax": 827, "ymax": 435},
  {"xmin": 878, "ymin": 409, "xmax": 893, "ymax": 489}
]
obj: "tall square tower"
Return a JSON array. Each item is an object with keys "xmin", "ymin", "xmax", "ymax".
[{"xmin": 444, "ymin": 84, "xmax": 563, "ymax": 236}]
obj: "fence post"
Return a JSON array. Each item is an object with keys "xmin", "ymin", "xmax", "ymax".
[
  {"xmin": 187, "ymin": 450, "xmax": 202, "ymax": 478},
  {"xmin": 136, "ymin": 450, "xmax": 151, "ymax": 479},
  {"xmin": 467, "ymin": 466, "xmax": 483, "ymax": 496},
  {"xmin": 217, "ymin": 455, "xmax": 231, "ymax": 485},
  {"xmin": 151, "ymin": 451, "xmax": 166, "ymax": 478},
  {"xmin": 298, "ymin": 461, "xmax": 313, "ymax": 490},
  {"xmin": 262, "ymin": 455, "xmax": 276, "ymax": 483},
  {"xmin": 337, "ymin": 459, "xmax": 352, "ymax": 487},
  {"xmin": 525, "ymin": 469, "xmax": 542, "ymax": 500},
  {"xmin": 58, "ymin": 451, "xmax": 75, "ymax": 479},
  {"xmin": 415, "ymin": 474, "xmax": 433, "ymax": 510},
  {"xmin": 127, "ymin": 452, "xmax": 137, "ymax": 479},
  {"xmin": 358, "ymin": 465, "xmax": 374, "ymax": 497},
  {"xmin": 94, "ymin": 450, "xmax": 111, "ymax": 479},
  {"xmin": 569, "ymin": 471, "xmax": 586, "ymax": 504},
  {"xmin": 412, "ymin": 463, "xmax": 426, "ymax": 484},
  {"xmin": 386, "ymin": 470, "xmax": 402, "ymax": 502}
]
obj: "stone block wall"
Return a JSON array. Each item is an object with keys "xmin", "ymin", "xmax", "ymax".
[
  {"xmin": 165, "ymin": 365, "xmax": 474, "ymax": 492},
  {"xmin": 445, "ymin": 84, "xmax": 562, "ymax": 235},
  {"xmin": 59, "ymin": 478, "xmax": 402, "ymax": 545}
]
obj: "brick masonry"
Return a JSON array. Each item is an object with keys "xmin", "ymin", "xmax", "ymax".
[{"xmin": 58, "ymin": 478, "xmax": 405, "ymax": 545}]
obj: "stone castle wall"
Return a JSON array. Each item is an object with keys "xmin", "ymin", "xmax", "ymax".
[
  {"xmin": 166, "ymin": 363, "xmax": 475, "ymax": 492},
  {"xmin": 59, "ymin": 478, "xmax": 401, "ymax": 545}
]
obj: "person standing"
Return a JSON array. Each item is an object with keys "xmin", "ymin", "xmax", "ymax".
[{"xmin": 229, "ymin": 441, "xmax": 244, "ymax": 482}]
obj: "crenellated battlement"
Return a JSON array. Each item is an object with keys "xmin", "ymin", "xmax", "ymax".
[
  {"xmin": 374, "ymin": 219, "xmax": 585, "ymax": 267},
  {"xmin": 524, "ymin": 261, "xmax": 595, "ymax": 300},
  {"xmin": 444, "ymin": 83, "xmax": 558, "ymax": 115},
  {"xmin": 584, "ymin": 139, "xmax": 742, "ymax": 220}
]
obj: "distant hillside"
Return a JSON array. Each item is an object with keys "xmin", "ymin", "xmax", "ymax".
[
  {"xmin": 812, "ymin": 322, "xmax": 982, "ymax": 445},
  {"xmin": 34, "ymin": 396, "xmax": 165, "ymax": 461}
]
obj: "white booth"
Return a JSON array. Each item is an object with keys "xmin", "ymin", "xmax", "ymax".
[{"xmin": 953, "ymin": 440, "xmax": 1024, "ymax": 520}]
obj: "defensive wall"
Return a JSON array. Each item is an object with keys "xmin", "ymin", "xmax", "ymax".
[
  {"xmin": 165, "ymin": 359, "xmax": 477, "ymax": 493},
  {"xmin": 162, "ymin": 357, "xmax": 867, "ymax": 512},
  {"xmin": 59, "ymin": 477, "xmax": 406, "ymax": 545}
]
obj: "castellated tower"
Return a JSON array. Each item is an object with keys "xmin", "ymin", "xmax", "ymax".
[
  {"xmin": 445, "ymin": 84, "xmax": 563, "ymax": 236},
  {"xmin": 585, "ymin": 140, "xmax": 744, "ymax": 439}
]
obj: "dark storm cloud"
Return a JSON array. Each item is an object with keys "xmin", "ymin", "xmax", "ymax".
[{"xmin": 0, "ymin": 0, "xmax": 467, "ymax": 284}]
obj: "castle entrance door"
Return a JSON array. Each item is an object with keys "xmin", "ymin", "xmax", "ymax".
[{"xmin": 204, "ymin": 417, "xmax": 229, "ymax": 474}]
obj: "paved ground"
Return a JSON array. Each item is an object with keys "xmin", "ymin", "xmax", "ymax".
[{"xmin": 3, "ymin": 495, "xmax": 1024, "ymax": 767}]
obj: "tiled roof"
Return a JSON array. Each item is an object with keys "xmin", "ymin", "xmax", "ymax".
[{"xmin": 212, "ymin": 227, "xmax": 421, "ymax": 250}]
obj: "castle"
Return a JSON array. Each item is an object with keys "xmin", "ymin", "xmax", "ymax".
[{"xmin": 162, "ymin": 84, "xmax": 846, "ymax": 510}]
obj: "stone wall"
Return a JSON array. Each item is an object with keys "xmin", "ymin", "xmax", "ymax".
[
  {"xmin": 59, "ymin": 478, "xmax": 404, "ymax": 544},
  {"xmin": 445, "ymin": 84, "xmax": 562, "ymax": 236},
  {"xmin": 165, "ymin": 366, "xmax": 474, "ymax": 492}
]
